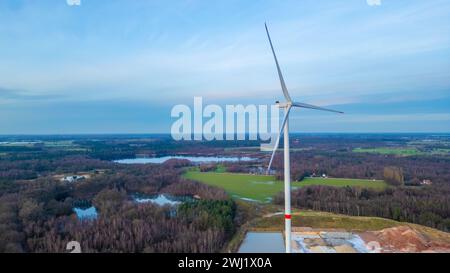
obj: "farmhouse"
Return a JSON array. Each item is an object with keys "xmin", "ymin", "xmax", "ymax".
[{"xmin": 421, "ymin": 179, "xmax": 432, "ymax": 185}]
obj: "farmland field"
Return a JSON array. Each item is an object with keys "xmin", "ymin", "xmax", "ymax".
[
  {"xmin": 353, "ymin": 147, "xmax": 421, "ymax": 156},
  {"xmin": 183, "ymin": 171, "xmax": 387, "ymax": 202},
  {"xmin": 300, "ymin": 177, "xmax": 386, "ymax": 189},
  {"xmin": 353, "ymin": 147, "xmax": 450, "ymax": 156},
  {"xmin": 0, "ymin": 140, "xmax": 87, "ymax": 151},
  {"xmin": 431, "ymin": 148, "xmax": 450, "ymax": 155}
]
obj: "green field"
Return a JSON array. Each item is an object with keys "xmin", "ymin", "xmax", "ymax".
[
  {"xmin": 353, "ymin": 147, "xmax": 450, "ymax": 156},
  {"xmin": 0, "ymin": 141, "xmax": 38, "ymax": 147},
  {"xmin": 431, "ymin": 148, "xmax": 450, "ymax": 155},
  {"xmin": 353, "ymin": 147, "xmax": 422, "ymax": 156},
  {"xmin": 300, "ymin": 177, "xmax": 386, "ymax": 189},
  {"xmin": 183, "ymin": 171, "xmax": 387, "ymax": 202},
  {"xmin": 0, "ymin": 140, "xmax": 86, "ymax": 151}
]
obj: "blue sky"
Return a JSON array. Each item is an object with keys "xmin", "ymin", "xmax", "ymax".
[{"xmin": 0, "ymin": 0, "xmax": 449, "ymax": 134}]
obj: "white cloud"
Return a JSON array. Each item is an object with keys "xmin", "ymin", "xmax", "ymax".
[
  {"xmin": 66, "ymin": 0, "xmax": 81, "ymax": 6},
  {"xmin": 366, "ymin": 0, "xmax": 381, "ymax": 6}
]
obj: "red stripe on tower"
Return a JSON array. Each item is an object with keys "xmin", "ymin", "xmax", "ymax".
[{"xmin": 285, "ymin": 214, "xmax": 291, "ymax": 220}]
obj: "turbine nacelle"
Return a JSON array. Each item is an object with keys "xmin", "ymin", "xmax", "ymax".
[{"xmin": 275, "ymin": 101, "xmax": 290, "ymax": 108}]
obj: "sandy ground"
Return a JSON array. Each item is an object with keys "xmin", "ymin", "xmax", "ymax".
[
  {"xmin": 291, "ymin": 226, "xmax": 450, "ymax": 253},
  {"xmin": 359, "ymin": 226, "xmax": 450, "ymax": 253},
  {"xmin": 292, "ymin": 228, "xmax": 369, "ymax": 253}
]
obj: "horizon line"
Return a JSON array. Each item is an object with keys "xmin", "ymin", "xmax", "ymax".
[{"xmin": 1, "ymin": 132, "xmax": 450, "ymax": 137}]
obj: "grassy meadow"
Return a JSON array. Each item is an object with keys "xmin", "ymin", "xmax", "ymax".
[{"xmin": 183, "ymin": 171, "xmax": 387, "ymax": 202}]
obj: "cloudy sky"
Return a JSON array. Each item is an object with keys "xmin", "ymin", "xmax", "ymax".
[{"xmin": 0, "ymin": 0, "xmax": 449, "ymax": 134}]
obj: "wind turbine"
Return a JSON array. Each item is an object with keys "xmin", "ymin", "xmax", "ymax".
[{"xmin": 264, "ymin": 23, "xmax": 344, "ymax": 253}]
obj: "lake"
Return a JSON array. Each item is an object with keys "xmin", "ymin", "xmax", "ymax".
[
  {"xmin": 73, "ymin": 206, "xmax": 98, "ymax": 220},
  {"xmin": 238, "ymin": 232, "xmax": 285, "ymax": 253},
  {"xmin": 133, "ymin": 194, "xmax": 183, "ymax": 206},
  {"xmin": 114, "ymin": 155, "xmax": 255, "ymax": 164}
]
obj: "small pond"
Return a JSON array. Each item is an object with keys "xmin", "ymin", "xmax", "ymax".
[
  {"xmin": 238, "ymin": 232, "xmax": 285, "ymax": 253},
  {"xmin": 73, "ymin": 206, "xmax": 98, "ymax": 220}
]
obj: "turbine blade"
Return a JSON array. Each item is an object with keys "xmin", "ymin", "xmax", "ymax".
[
  {"xmin": 292, "ymin": 101, "xmax": 344, "ymax": 114},
  {"xmin": 267, "ymin": 132, "xmax": 281, "ymax": 175},
  {"xmin": 265, "ymin": 23, "xmax": 292, "ymax": 102},
  {"xmin": 267, "ymin": 106, "xmax": 291, "ymax": 174}
]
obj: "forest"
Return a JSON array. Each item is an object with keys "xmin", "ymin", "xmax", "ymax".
[{"xmin": 0, "ymin": 154, "xmax": 234, "ymax": 253}]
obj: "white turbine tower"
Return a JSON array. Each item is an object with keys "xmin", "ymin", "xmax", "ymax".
[{"xmin": 264, "ymin": 23, "xmax": 344, "ymax": 253}]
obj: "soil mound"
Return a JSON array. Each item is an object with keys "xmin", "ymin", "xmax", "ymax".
[{"xmin": 371, "ymin": 226, "xmax": 450, "ymax": 253}]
